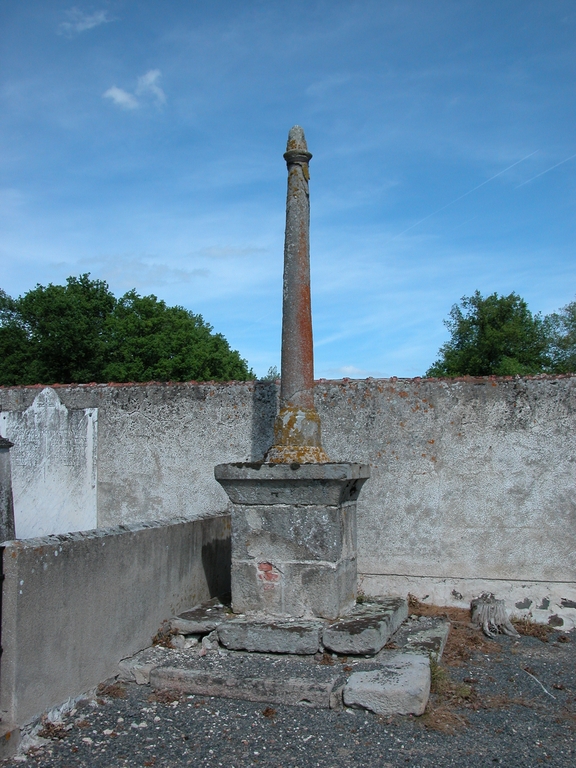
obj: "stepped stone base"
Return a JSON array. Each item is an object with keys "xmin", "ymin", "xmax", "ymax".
[{"xmin": 118, "ymin": 598, "xmax": 449, "ymax": 717}]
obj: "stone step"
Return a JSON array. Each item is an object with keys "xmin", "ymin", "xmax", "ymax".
[
  {"xmin": 145, "ymin": 647, "xmax": 431, "ymax": 715},
  {"xmin": 150, "ymin": 652, "xmax": 344, "ymax": 709},
  {"xmin": 322, "ymin": 597, "xmax": 408, "ymax": 655},
  {"xmin": 168, "ymin": 597, "xmax": 409, "ymax": 656},
  {"xmin": 389, "ymin": 615, "xmax": 451, "ymax": 660},
  {"xmin": 218, "ymin": 618, "xmax": 324, "ymax": 655}
]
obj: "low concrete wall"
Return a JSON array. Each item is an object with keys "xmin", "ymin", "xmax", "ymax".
[
  {"xmin": 0, "ymin": 515, "xmax": 230, "ymax": 729},
  {"xmin": 1, "ymin": 376, "xmax": 575, "ymax": 627}
]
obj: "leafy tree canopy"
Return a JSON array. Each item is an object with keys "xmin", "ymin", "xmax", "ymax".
[
  {"xmin": 0, "ymin": 275, "xmax": 253, "ymax": 386},
  {"xmin": 425, "ymin": 291, "xmax": 551, "ymax": 377},
  {"xmin": 544, "ymin": 299, "xmax": 576, "ymax": 374}
]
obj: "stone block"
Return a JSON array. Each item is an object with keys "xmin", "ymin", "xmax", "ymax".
[
  {"xmin": 231, "ymin": 558, "xmax": 357, "ymax": 619},
  {"xmin": 169, "ymin": 598, "xmax": 232, "ymax": 635},
  {"xmin": 343, "ymin": 652, "xmax": 431, "ymax": 715},
  {"xmin": 323, "ymin": 598, "xmax": 408, "ymax": 655},
  {"xmin": 215, "ymin": 462, "xmax": 370, "ymax": 506},
  {"xmin": 389, "ymin": 616, "xmax": 451, "ymax": 660},
  {"xmin": 217, "ymin": 618, "xmax": 323, "ymax": 654},
  {"xmin": 231, "ymin": 502, "xmax": 356, "ymax": 562},
  {"xmin": 150, "ymin": 658, "xmax": 340, "ymax": 708}
]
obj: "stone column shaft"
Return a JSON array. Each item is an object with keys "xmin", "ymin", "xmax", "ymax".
[
  {"xmin": 281, "ymin": 132, "xmax": 314, "ymax": 411},
  {"xmin": 266, "ymin": 126, "xmax": 328, "ymax": 463}
]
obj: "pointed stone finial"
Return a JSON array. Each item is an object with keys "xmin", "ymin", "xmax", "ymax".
[
  {"xmin": 285, "ymin": 125, "xmax": 310, "ymax": 155},
  {"xmin": 266, "ymin": 127, "xmax": 328, "ymax": 464}
]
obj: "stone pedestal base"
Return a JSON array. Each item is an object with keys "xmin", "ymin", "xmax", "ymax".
[{"xmin": 214, "ymin": 463, "xmax": 370, "ymax": 619}]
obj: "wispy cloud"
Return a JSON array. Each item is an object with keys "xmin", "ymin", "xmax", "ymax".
[
  {"xmin": 103, "ymin": 70, "xmax": 166, "ymax": 110},
  {"xmin": 305, "ymin": 73, "xmax": 351, "ymax": 97},
  {"xmin": 515, "ymin": 152, "xmax": 576, "ymax": 188},
  {"xmin": 136, "ymin": 70, "xmax": 166, "ymax": 106},
  {"xmin": 384, "ymin": 151, "xmax": 539, "ymax": 243},
  {"xmin": 103, "ymin": 86, "xmax": 139, "ymax": 110},
  {"xmin": 59, "ymin": 7, "xmax": 112, "ymax": 36},
  {"xmin": 71, "ymin": 256, "xmax": 209, "ymax": 291}
]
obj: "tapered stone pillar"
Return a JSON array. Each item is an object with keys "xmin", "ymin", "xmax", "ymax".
[
  {"xmin": 266, "ymin": 126, "xmax": 328, "ymax": 464},
  {"xmin": 215, "ymin": 127, "xmax": 369, "ymax": 619}
]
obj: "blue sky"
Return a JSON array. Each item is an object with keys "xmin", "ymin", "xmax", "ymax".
[{"xmin": 1, "ymin": 1, "xmax": 575, "ymax": 378}]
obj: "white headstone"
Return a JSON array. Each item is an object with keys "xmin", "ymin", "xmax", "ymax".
[{"xmin": 0, "ymin": 388, "xmax": 97, "ymax": 538}]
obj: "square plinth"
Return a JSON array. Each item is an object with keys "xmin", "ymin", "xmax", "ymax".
[{"xmin": 214, "ymin": 463, "xmax": 370, "ymax": 619}]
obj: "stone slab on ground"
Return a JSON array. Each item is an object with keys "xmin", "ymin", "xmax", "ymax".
[
  {"xmin": 169, "ymin": 598, "xmax": 233, "ymax": 635},
  {"xmin": 388, "ymin": 616, "xmax": 451, "ymax": 659},
  {"xmin": 343, "ymin": 652, "xmax": 431, "ymax": 716},
  {"xmin": 149, "ymin": 651, "xmax": 346, "ymax": 709},
  {"xmin": 322, "ymin": 597, "xmax": 408, "ymax": 655},
  {"xmin": 217, "ymin": 618, "xmax": 323, "ymax": 654}
]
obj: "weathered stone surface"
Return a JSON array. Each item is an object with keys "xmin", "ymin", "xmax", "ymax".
[
  {"xmin": 231, "ymin": 502, "xmax": 357, "ymax": 562},
  {"xmin": 150, "ymin": 653, "xmax": 342, "ymax": 708},
  {"xmin": 217, "ymin": 618, "xmax": 323, "ymax": 654},
  {"xmin": 217, "ymin": 463, "xmax": 367, "ymax": 619},
  {"xmin": 264, "ymin": 126, "xmax": 328, "ymax": 464},
  {"xmin": 231, "ymin": 557, "xmax": 357, "ymax": 619},
  {"xmin": 215, "ymin": 462, "xmax": 370, "ymax": 506},
  {"xmin": 117, "ymin": 646, "xmax": 175, "ymax": 685},
  {"xmin": 323, "ymin": 598, "xmax": 408, "ymax": 655},
  {"xmin": 0, "ymin": 515, "xmax": 230, "ymax": 730},
  {"xmin": 343, "ymin": 652, "xmax": 431, "ymax": 715},
  {"xmin": 389, "ymin": 616, "xmax": 451, "ymax": 660},
  {"xmin": 169, "ymin": 598, "xmax": 232, "ymax": 635}
]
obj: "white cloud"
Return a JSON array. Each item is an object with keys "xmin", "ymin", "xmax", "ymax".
[
  {"xmin": 136, "ymin": 70, "xmax": 166, "ymax": 106},
  {"xmin": 59, "ymin": 8, "xmax": 112, "ymax": 36},
  {"xmin": 103, "ymin": 71, "xmax": 166, "ymax": 111},
  {"xmin": 103, "ymin": 86, "xmax": 139, "ymax": 110}
]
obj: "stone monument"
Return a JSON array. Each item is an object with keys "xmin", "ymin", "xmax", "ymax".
[
  {"xmin": 215, "ymin": 127, "xmax": 370, "ymax": 619},
  {"xmin": 130, "ymin": 128, "xmax": 430, "ymax": 718}
]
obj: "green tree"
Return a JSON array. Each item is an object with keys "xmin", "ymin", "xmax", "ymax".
[
  {"xmin": 426, "ymin": 291, "xmax": 549, "ymax": 377},
  {"xmin": 545, "ymin": 297, "xmax": 576, "ymax": 373},
  {"xmin": 103, "ymin": 290, "xmax": 251, "ymax": 383},
  {"xmin": 0, "ymin": 275, "xmax": 115, "ymax": 385},
  {"xmin": 0, "ymin": 275, "xmax": 252, "ymax": 385}
]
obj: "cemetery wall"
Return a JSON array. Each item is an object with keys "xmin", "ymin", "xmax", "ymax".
[
  {"xmin": 0, "ymin": 515, "xmax": 230, "ymax": 730},
  {"xmin": 1, "ymin": 376, "xmax": 574, "ymax": 629}
]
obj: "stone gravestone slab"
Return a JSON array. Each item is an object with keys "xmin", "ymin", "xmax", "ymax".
[{"xmin": 0, "ymin": 388, "xmax": 97, "ymax": 538}]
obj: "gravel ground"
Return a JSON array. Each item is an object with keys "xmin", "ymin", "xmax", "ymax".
[{"xmin": 4, "ymin": 630, "xmax": 575, "ymax": 768}]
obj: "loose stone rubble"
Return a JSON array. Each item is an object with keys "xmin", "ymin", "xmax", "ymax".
[{"xmin": 117, "ymin": 596, "xmax": 447, "ymax": 717}]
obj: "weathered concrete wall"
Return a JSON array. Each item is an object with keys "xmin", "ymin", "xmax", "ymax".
[
  {"xmin": 315, "ymin": 376, "xmax": 576, "ymax": 629},
  {"xmin": 0, "ymin": 381, "xmax": 276, "ymax": 531},
  {"xmin": 0, "ymin": 515, "xmax": 230, "ymax": 728},
  {"xmin": 0, "ymin": 376, "xmax": 574, "ymax": 626}
]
